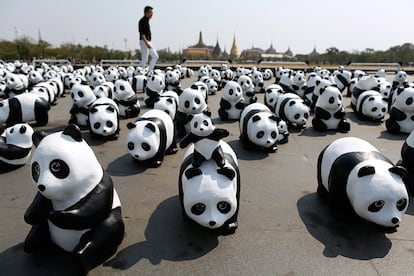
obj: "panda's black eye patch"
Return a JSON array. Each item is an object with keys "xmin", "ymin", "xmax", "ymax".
[
  {"xmin": 184, "ymin": 101, "xmax": 190, "ymax": 108},
  {"xmin": 106, "ymin": 121, "xmax": 113, "ymax": 127},
  {"xmin": 128, "ymin": 142, "xmax": 134, "ymax": 150},
  {"xmin": 229, "ymin": 89, "xmax": 233, "ymax": 95},
  {"xmin": 203, "ymin": 120, "xmax": 208, "ymax": 126},
  {"xmin": 94, "ymin": 122, "xmax": 101, "ymax": 129},
  {"xmin": 10, "ymin": 128, "xmax": 14, "ymax": 133},
  {"xmin": 49, "ymin": 159, "xmax": 70, "ymax": 179},
  {"xmin": 396, "ymin": 198, "xmax": 407, "ymax": 211},
  {"xmin": 382, "ymin": 107, "xmax": 386, "ymax": 112},
  {"xmin": 31, "ymin": 161, "xmax": 40, "ymax": 183},
  {"xmin": 294, "ymin": 114, "xmax": 300, "ymax": 120},
  {"xmin": 368, "ymin": 200, "xmax": 385, "ymax": 212},
  {"xmin": 194, "ymin": 98, "xmax": 200, "ymax": 104},
  {"xmin": 372, "ymin": 107, "xmax": 378, "ymax": 112},
  {"xmin": 257, "ymin": 131, "xmax": 264, "ymax": 139},
  {"xmin": 304, "ymin": 113, "xmax": 309, "ymax": 119},
  {"xmin": 191, "ymin": 203, "xmax": 206, "ymax": 215},
  {"xmin": 329, "ymin": 97, "xmax": 334, "ymax": 104},
  {"xmin": 194, "ymin": 121, "xmax": 198, "ymax": 128},
  {"xmin": 78, "ymin": 91, "xmax": 84, "ymax": 97},
  {"xmin": 120, "ymin": 85, "xmax": 125, "ymax": 90},
  {"xmin": 142, "ymin": 143, "xmax": 151, "ymax": 151},
  {"xmin": 217, "ymin": 201, "xmax": 231, "ymax": 214},
  {"xmin": 271, "ymin": 131, "xmax": 277, "ymax": 139},
  {"xmin": 406, "ymin": 97, "xmax": 413, "ymax": 105}
]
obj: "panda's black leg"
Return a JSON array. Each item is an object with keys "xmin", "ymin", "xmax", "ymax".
[
  {"xmin": 218, "ymin": 109, "xmax": 229, "ymax": 121},
  {"xmin": 24, "ymin": 221, "xmax": 51, "ymax": 253},
  {"xmin": 34, "ymin": 100, "xmax": 50, "ymax": 126},
  {"xmin": 185, "ymin": 151, "xmax": 204, "ymax": 179},
  {"xmin": 385, "ymin": 119, "xmax": 401, "ymax": 134},
  {"xmin": 312, "ymin": 118, "xmax": 327, "ymax": 132},
  {"xmin": 73, "ymin": 207, "xmax": 124, "ymax": 273},
  {"xmin": 166, "ymin": 124, "xmax": 178, "ymax": 155},
  {"xmin": 338, "ymin": 120, "xmax": 351, "ymax": 133},
  {"xmin": 212, "ymin": 146, "xmax": 226, "ymax": 168}
]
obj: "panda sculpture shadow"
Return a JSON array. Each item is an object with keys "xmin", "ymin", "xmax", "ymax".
[
  {"xmin": 0, "ymin": 242, "xmax": 85, "ymax": 275},
  {"xmin": 104, "ymin": 196, "xmax": 219, "ymax": 269},
  {"xmin": 377, "ymin": 130, "xmax": 408, "ymax": 141},
  {"xmin": 227, "ymin": 139, "xmax": 269, "ymax": 160},
  {"xmin": 106, "ymin": 153, "xmax": 147, "ymax": 176},
  {"xmin": 298, "ymin": 127, "xmax": 339, "ymax": 138},
  {"xmin": 297, "ymin": 193, "xmax": 392, "ymax": 260},
  {"xmin": 346, "ymin": 111, "xmax": 385, "ymax": 127}
]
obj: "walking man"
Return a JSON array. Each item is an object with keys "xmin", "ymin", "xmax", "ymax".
[{"xmin": 138, "ymin": 6, "xmax": 158, "ymax": 72}]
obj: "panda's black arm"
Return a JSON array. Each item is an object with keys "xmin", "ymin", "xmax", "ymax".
[
  {"xmin": 235, "ymin": 100, "xmax": 245, "ymax": 109},
  {"xmin": 48, "ymin": 171, "xmax": 114, "ymax": 230},
  {"xmin": 146, "ymin": 88, "xmax": 160, "ymax": 98},
  {"xmin": 220, "ymin": 99, "xmax": 231, "ymax": 109},
  {"xmin": 389, "ymin": 107, "xmax": 407, "ymax": 121},
  {"xmin": 118, "ymin": 95, "xmax": 138, "ymax": 106},
  {"xmin": 69, "ymin": 104, "xmax": 79, "ymax": 115},
  {"xmin": 314, "ymin": 107, "xmax": 331, "ymax": 120},
  {"xmin": 208, "ymin": 128, "xmax": 230, "ymax": 141},
  {"xmin": 24, "ymin": 192, "xmax": 53, "ymax": 225},
  {"xmin": 179, "ymin": 133, "xmax": 197, "ymax": 148},
  {"xmin": 333, "ymin": 107, "xmax": 346, "ymax": 119}
]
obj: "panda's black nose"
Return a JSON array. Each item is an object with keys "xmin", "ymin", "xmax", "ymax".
[
  {"xmin": 134, "ymin": 154, "xmax": 139, "ymax": 159},
  {"xmin": 38, "ymin": 185, "xmax": 46, "ymax": 192},
  {"xmin": 392, "ymin": 217, "xmax": 400, "ymax": 224},
  {"xmin": 209, "ymin": 221, "xmax": 216, "ymax": 226}
]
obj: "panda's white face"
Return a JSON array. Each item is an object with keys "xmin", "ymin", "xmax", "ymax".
[
  {"xmin": 192, "ymin": 81, "xmax": 208, "ymax": 100},
  {"xmin": 251, "ymin": 71, "xmax": 264, "ymax": 84},
  {"xmin": 31, "ymin": 130, "xmax": 103, "ymax": 207},
  {"xmin": 347, "ymin": 160, "xmax": 408, "ymax": 227},
  {"xmin": 147, "ymin": 75, "xmax": 165, "ymax": 92},
  {"xmin": 205, "ymin": 79, "xmax": 218, "ymax": 93},
  {"xmin": 238, "ymin": 75, "xmax": 254, "ymax": 92},
  {"xmin": 90, "ymin": 72, "xmax": 106, "ymax": 88},
  {"xmin": 277, "ymin": 119, "xmax": 289, "ymax": 140},
  {"xmin": 247, "ymin": 113, "xmax": 279, "ymax": 148},
  {"xmin": 379, "ymin": 83, "xmax": 391, "ymax": 99},
  {"xmin": 114, "ymin": 79, "xmax": 135, "ymax": 100},
  {"xmin": 154, "ymin": 96, "xmax": 177, "ymax": 120},
  {"xmin": 126, "ymin": 121, "xmax": 160, "ymax": 161},
  {"xmin": 198, "ymin": 66, "xmax": 209, "ymax": 78},
  {"xmin": 317, "ymin": 86, "xmax": 343, "ymax": 111},
  {"xmin": 179, "ymin": 87, "xmax": 207, "ymax": 114},
  {"xmin": 6, "ymin": 73, "xmax": 25, "ymax": 90},
  {"xmin": 89, "ymin": 102, "xmax": 119, "ymax": 136},
  {"xmin": 293, "ymin": 71, "xmax": 305, "ymax": 86},
  {"xmin": 29, "ymin": 71, "xmax": 43, "ymax": 84},
  {"xmin": 165, "ymin": 70, "xmax": 180, "ymax": 85},
  {"xmin": 5, "ymin": 123, "xmax": 33, "ymax": 148},
  {"xmin": 0, "ymin": 99, "xmax": 11, "ymax": 123},
  {"xmin": 118, "ymin": 67, "xmax": 128, "ymax": 78},
  {"xmin": 222, "ymin": 81, "xmax": 242, "ymax": 101},
  {"xmin": 71, "ymin": 84, "xmax": 96, "ymax": 107},
  {"xmin": 190, "ymin": 113, "xmax": 214, "ymax": 137},
  {"xmin": 265, "ymin": 84, "xmax": 283, "ymax": 107},
  {"xmin": 183, "ymin": 161, "xmax": 238, "ymax": 229},
  {"xmin": 362, "ymin": 96, "xmax": 388, "ymax": 119},
  {"xmin": 395, "ymin": 71, "xmax": 407, "ymax": 83},
  {"xmin": 286, "ymin": 99, "xmax": 309, "ymax": 125},
  {"xmin": 394, "ymin": 87, "xmax": 414, "ymax": 111},
  {"xmin": 209, "ymin": 69, "xmax": 221, "ymax": 82}
]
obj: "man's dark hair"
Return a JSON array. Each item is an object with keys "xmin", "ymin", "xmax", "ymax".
[{"xmin": 144, "ymin": 6, "xmax": 153, "ymax": 13}]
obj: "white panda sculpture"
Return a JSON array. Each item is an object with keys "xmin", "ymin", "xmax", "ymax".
[
  {"xmin": 24, "ymin": 125, "xmax": 124, "ymax": 273},
  {"xmin": 218, "ymin": 81, "xmax": 245, "ymax": 121},
  {"xmin": 355, "ymin": 90, "xmax": 388, "ymax": 121},
  {"xmin": 126, "ymin": 109, "xmax": 178, "ymax": 167},
  {"xmin": 351, "ymin": 75, "xmax": 379, "ymax": 105},
  {"xmin": 238, "ymin": 75, "xmax": 256, "ymax": 105},
  {"xmin": 93, "ymin": 82, "xmax": 115, "ymax": 99},
  {"xmin": 69, "ymin": 84, "xmax": 97, "ymax": 127},
  {"xmin": 179, "ymin": 111, "xmax": 233, "ymax": 180},
  {"xmin": 192, "ymin": 81, "xmax": 209, "ymax": 103},
  {"xmin": 131, "ymin": 75, "xmax": 147, "ymax": 93},
  {"xmin": 332, "ymin": 68, "xmax": 352, "ymax": 93},
  {"xmin": 0, "ymin": 123, "xmax": 34, "ymax": 170},
  {"xmin": 386, "ymin": 85, "xmax": 414, "ymax": 134},
  {"xmin": 30, "ymin": 82, "xmax": 57, "ymax": 105},
  {"xmin": 251, "ymin": 69, "xmax": 265, "ymax": 94},
  {"xmin": 0, "ymin": 93, "xmax": 50, "ymax": 127},
  {"xmin": 165, "ymin": 69, "xmax": 182, "ymax": 93},
  {"xmin": 275, "ymin": 93, "xmax": 310, "ymax": 129},
  {"xmin": 113, "ymin": 79, "xmax": 140, "ymax": 118},
  {"xmin": 264, "ymin": 84, "xmax": 284, "ymax": 112},
  {"xmin": 312, "ymin": 86, "xmax": 350, "ymax": 132},
  {"xmin": 317, "ymin": 137, "xmax": 408, "ymax": 228},
  {"xmin": 153, "ymin": 90, "xmax": 179, "ymax": 121},
  {"xmin": 263, "ymin": 68, "xmax": 273, "ymax": 81},
  {"xmin": 4, "ymin": 73, "xmax": 28, "ymax": 98},
  {"xmin": 88, "ymin": 98, "xmax": 120, "ymax": 140},
  {"xmin": 239, "ymin": 103, "xmax": 279, "ymax": 152},
  {"xmin": 179, "ymin": 140, "xmax": 240, "ymax": 234},
  {"xmin": 397, "ymin": 129, "xmax": 414, "ymax": 194},
  {"xmin": 144, "ymin": 74, "xmax": 165, "ymax": 108}
]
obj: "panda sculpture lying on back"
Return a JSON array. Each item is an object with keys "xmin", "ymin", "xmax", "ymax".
[
  {"xmin": 179, "ymin": 140, "xmax": 240, "ymax": 234},
  {"xmin": 24, "ymin": 124, "xmax": 124, "ymax": 273},
  {"xmin": 317, "ymin": 137, "xmax": 408, "ymax": 228}
]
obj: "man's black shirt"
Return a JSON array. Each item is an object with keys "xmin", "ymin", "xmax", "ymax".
[{"xmin": 138, "ymin": 16, "xmax": 151, "ymax": 41}]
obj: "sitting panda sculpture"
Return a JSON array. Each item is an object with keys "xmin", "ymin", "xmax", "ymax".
[
  {"xmin": 126, "ymin": 109, "xmax": 178, "ymax": 167},
  {"xmin": 355, "ymin": 90, "xmax": 388, "ymax": 122},
  {"xmin": 69, "ymin": 84, "xmax": 97, "ymax": 127},
  {"xmin": 386, "ymin": 86, "xmax": 414, "ymax": 134},
  {"xmin": 88, "ymin": 98, "xmax": 120, "ymax": 140},
  {"xmin": 179, "ymin": 111, "xmax": 234, "ymax": 180},
  {"xmin": 275, "ymin": 93, "xmax": 310, "ymax": 129},
  {"xmin": 218, "ymin": 81, "xmax": 245, "ymax": 121},
  {"xmin": 0, "ymin": 123, "xmax": 34, "ymax": 170},
  {"xmin": 114, "ymin": 79, "xmax": 140, "ymax": 118},
  {"xmin": 317, "ymin": 137, "xmax": 408, "ymax": 228},
  {"xmin": 239, "ymin": 103, "xmax": 279, "ymax": 152},
  {"xmin": 179, "ymin": 140, "xmax": 240, "ymax": 234},
  {"xmin": 312, "ymin": 86, "xmax": 350, "ymax": 132},
  {"xmin": 144, "ymin": 74, "xmax": 165, "ymax": 108},
  {"xmin": 24, "ymin": 125, "xmax": 125, "ymax": 273}
]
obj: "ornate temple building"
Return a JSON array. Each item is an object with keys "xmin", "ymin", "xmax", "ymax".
[
  {"xmin": 240, "ymin": 43, "xmax": 294, "ymax": 60},
  {"xmin": 182, "ymin": 31, "xmax": 214, "ymax": 59}
]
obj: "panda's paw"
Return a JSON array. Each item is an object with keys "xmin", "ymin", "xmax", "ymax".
[
  {"xmin": 267, "ymin": 145, "xmax": 278, "ymax": 153},
  {"xmin": 217, "ymin": 167, "xmax": 235, "ymax": 180},
  {"xmin": 385, "ymin": 119, "xmax": 401, "ymax": 134},
  {"xmin": 166, "ymin": 146, "xmax": 179, "ymax": 155},
  {"xmin": 185, "ymin": 167, "xmax": 202, "ymax": 179},
  {"xmin": 338, "ymin": 121, "xmax": 351, "ymax": 133}
]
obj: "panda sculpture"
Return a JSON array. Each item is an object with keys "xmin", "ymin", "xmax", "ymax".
[
  {"xmin": 239, "ymin": 103, "xmax": 279, "ymax": 152},
  {"xmin": 276, "ymin": 118, "xmax": 289, "ymax": 144},
  {"xmin": 312, "ymin": 86, "xmax": 350, "ymax": 132},
  {"xmin": 192, "ymin": 81, "xmax": 209, "ymax": 103},
  {"xmin": 88, "ymin": 98, "xmax": 120, "ymax": 140},
  {"xmin": 351, "ymin": 75, "xmax": 379, "ymax": 105},
  {"xmin": 4, "ymin": 73, "xmax": 28, "ymax": 98},
  {"xmin": 179, "ymin": 111, "xmax": 233, "ymax": 180},
  {"xmin": 263, "ymin": 68, "xmax": 273, "ymax": 81},
  {"xmin": 0, "ymin": 123, "xmax": 34, "ymax": 170},
  {"xmin": 179, "ymin": 140, "xmax": 240, "ymax": 234},
  {"xmin": 176, "ymin": 85, "xmax": 210, "ymax": 138},
  {"xmin": 251, "ymin": 69, "xmax": 265, "ymax": 94},
  {"xmin": 144, "ymin": 74, "xmax": 165, "ymax": 108},
  {"xmin": 113, "ymin": 79, "xmax": 140, "ymax": 118},
  {"xmin": 291, "ymin": 71, "xmax": 307, "ymax": 99},
  {"xmin": 153, "ymin": 90, "xmax": 179, "ymax": 121},
  {"xmin": 332, "ymin": 68, "xmax": 352, "ymax": 94},
  {"xmin": 386, "ymin": 86, "xmax": 414, "ymax": 134},
  {"xmin": 317, "ymin": 137, "xmax": 408, "ymax": 228},
  {"xmin": 264, "ymin": 84, "xmax": 284, "ymax": 112},
  {"xmin": 30, "ymin": 82, "xmax": 57, "ymax": 105},
  {"xmin": 131, "ymin": 75, "xmax": 147, "ymax": 93},
  {"xmin": 275, "ymin": 93, "xmax": 310, "ymax": 129},
  {"xmin": 238, "ymin": 75, "xmax": 256, "ymax": 105},
  {"xmin": 392, "ymin": 70, "xmax": 408, "ymax": 91},
  {"xmin": 355, "ymin": 90, "xmax": 388, "ymax": 121},
  {"xmin": 397, "ymin": 129, "xmax": 414, "ymax": 194},
  {"xmin": 165, "ymin": 69, "xmax": 182, "ymax": 93},
  {"xmin": 24, "ymin": 124, "xmax": 125, "ymax": 273},
  {"xmin": 218, "ymin": 81, "xmax": 245, "ymax": 121},
  {"xmin": 93, "ymin": 82, "xmax": 114, "ymax": 99},
  {"xmin": 0, "ymin": 93, "xmax": 50, "ymax": 127},
  {"xmin": 69, "ymin": 84, "xmax": 96, "ymax": 127},
  {"xmin": 126, "ymin": 109, "xmax": 178, "ymax": 167}
]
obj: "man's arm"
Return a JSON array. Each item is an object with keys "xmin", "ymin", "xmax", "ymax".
[{"xmin": 141, "ymin": 34, "xmax": 152, "ymax": 49}]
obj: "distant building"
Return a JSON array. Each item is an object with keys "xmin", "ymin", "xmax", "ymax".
[
  {"xmin": 212, "ymin": 39, "xmax": 222, "ymax": 57},
  {"xmin": 183, "ymin": 31, "xmax": 213, "ymax": 59},
  {"xmin": 230, "ymin": 35, "xmax": 239, "ymax": 59},
  {"xmin": 309, "ymin": 46, "xmax": 319, "ymax": 56},
  {"xmin": 241, "ymin": 43, "xmax": 293, "ymax": 60}
]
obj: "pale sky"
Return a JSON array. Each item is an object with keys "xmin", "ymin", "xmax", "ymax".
[{"xmin": 1, "ymin": 0, "xmax": 414, "ymax": 55}]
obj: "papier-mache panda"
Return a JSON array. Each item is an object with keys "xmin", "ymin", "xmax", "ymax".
[
  {"xmin": 355, "ymin": 90, "xmax": 388, "ymax": 122},
  {"xmin": 24, "ymin": 124, "xmax": 124, "ymax": 273},
  {"xmin": 275, "ymin": 93, "xmax": 310, "ymax": 129},
  {"xmin": 179, "ymin": 140, "xmax": 240, "ymax": 234},
  {"xmin": 88, "ymin": 97, "xmax": 120, "ymax": 140},
  {"xmin": 317, "ymin": 137, "xmax": 408, "ymax": 228},
  {"xmin": 144, "ymin": 74, "xmax": 165, "ymax": 108},
  {"xmin": 239, "ymin": 103, "xmax": 279, "ymax": 152},
  {"xmin": 386, "ymin": 85, "xmax": 414, "ymax": 134},
  {"xmin": 153, "ymin": 90, "xmax": 179, "ymax": 121},
  {"xmin": 126, "ymin": 109, "xmax": 178, "ymax": 167},
  {"xmin": 69, "ymin": 84, "xmax": 97, "ymax": 127},
  {"xmin": 397, "ymin": 129, "xmax": 414, "ymax": 194},
  {"xmin": 113, "ymin": 79, "xmax": 140, "ymax": 118},
  {"xmin": 218, "ymin": 80, "xmax": 245, "ymax": 121},
  {"xmin": 0, "ymin": 123, "xmax": 34, "ymax": 170}
]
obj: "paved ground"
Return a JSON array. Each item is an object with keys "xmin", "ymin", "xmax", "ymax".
[{"xmin": 1, "ymin": 73, "xmax": 414, "ymax": 276}]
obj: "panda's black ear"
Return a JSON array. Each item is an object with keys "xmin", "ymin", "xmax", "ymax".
[
  {"xmin": 252, "ymin": 115, "xmax": 261, "ymax": 122},
  {"xmin": 320, "ymin": 87, "xmax": 326, "ymax": 95},
  {"xmin": 166, "ymin": 98, "xmax": 173, "ymax": 104},
  {"xmin": 32, "ymin": 130, "xmax": 48, "ymax": 147},
  {"xmin": 106, "ymin": 106, "xmax": 115, "ymax": 113},
  {"xmin": 191, "ymin": 84, "xmax": 198, "ymax": 90},
  {"xmin": 127, "ymin": 122, "xmax": 136, "ymax": 129},
  {"xmin": 202, "ymin": 110, "xmax": 211, "ymax": 117},
  {"xmin": 368, "ymin": 97, "xmax": 375, "ymax": 102},
  {"xmin": 90, "ymin": 107, "xmax": 98, "ymax": 114},
  {"xmin": 389, "ymin": 166, "xmax": 407, "ymax": 180},
  {"xmin": 0, "ymin": 101, "xmax": 4, "ymax": 107},
  {"xmin": 315, "ymin": 80, "xmax": 321, "ymax": 86},
  {"xmin": 63, "ymin": 124, "xmax": 83, "ymax": 142},
  {"xmin": 269, "ymin": 115, "xmax": 278, "ymax": 122},
  {"xmin": 289, "ymin": 100, "xmax": 296, "ymax": 106},
  {"xmin": 358, "ymin": 165, "xmax": 375, "ymax": 177},
  {"xmin": 145, "ymin": 123, "xmax": 156, "ymax": 133}
]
